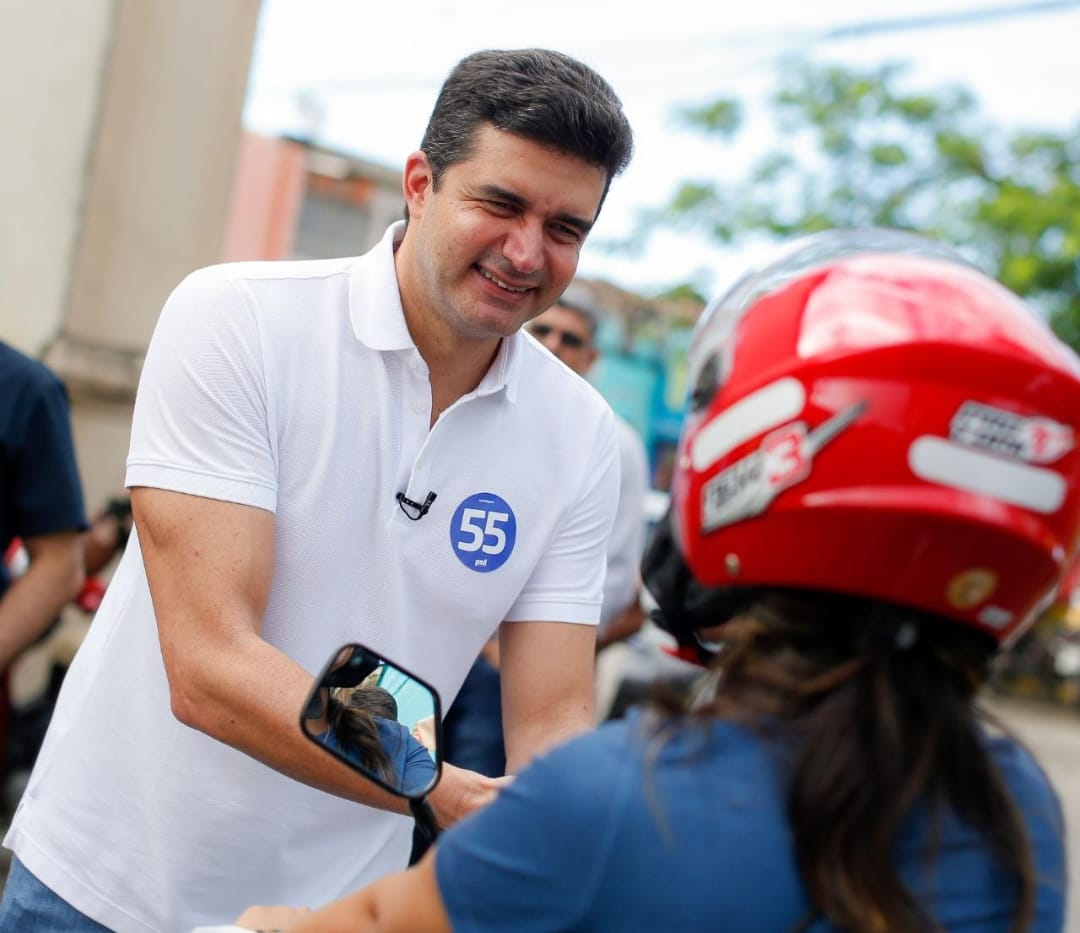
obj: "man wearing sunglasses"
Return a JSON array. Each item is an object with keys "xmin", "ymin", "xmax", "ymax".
[
  {"xmin": 528, "ymin": 300, "xmax": 593, "ymax": 361},
  {"xmin": 528, "ymin": 285, "xmax": 650, "ymax": 655}
]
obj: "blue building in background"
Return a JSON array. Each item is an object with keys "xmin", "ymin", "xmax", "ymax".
[{"xmin": 590, "ymin": 313, "xmax": 695, "ymax": 492}]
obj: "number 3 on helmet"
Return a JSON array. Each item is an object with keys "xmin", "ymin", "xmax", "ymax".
[{"xmin": 652, "ymin": 229, "xmax": 1080, "ymax": 650}]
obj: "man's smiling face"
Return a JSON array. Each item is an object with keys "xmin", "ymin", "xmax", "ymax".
[{"xmin": 400, "ymin": 123, "xmax": 607, "ymax": 344}]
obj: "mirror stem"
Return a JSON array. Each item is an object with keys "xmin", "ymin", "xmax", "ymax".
[{"xmin": 410, "ymin": 797, "xmax": 440, "ymax": 842}]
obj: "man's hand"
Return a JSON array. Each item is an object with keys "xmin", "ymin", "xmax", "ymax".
[{"xmin": 427, "ymin": 761, "xmax": 512, "ymax": 828}]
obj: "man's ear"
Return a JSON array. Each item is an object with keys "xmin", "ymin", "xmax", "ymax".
[{"xmin": 402, "ymin": 151, "xmax": 434, "ymax": 219}]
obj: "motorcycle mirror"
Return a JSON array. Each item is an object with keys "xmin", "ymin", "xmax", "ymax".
[{"xmin": 300, "ymin": 644, "xmax": 443, "ymax": 839}]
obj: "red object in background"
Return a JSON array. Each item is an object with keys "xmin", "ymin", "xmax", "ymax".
[
  {"xmin": 7, "ymin": 535, "xmax": 110, "ymax": 615},
  {"xmin": 3, "ymin": 539, "xmax": 25, "ymax": 573},
  {"xmin": 75, "ymin": 577, "xmax": 107, "ymax": 614},
  {"xmin": 662, "ymin": 644, "xmax": 709, "ymax": 667},
  {"xmin": 674, "ymin": 239, "xmax": 1080, "ymax": 649}
]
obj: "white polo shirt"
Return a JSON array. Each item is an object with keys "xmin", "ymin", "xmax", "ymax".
[{"xmin": 5, "ymin": 223, "xmax": 618, "ymax": 933}]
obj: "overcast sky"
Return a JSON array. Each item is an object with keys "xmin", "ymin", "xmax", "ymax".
[{"xmin": 244, "ymin": 0, "xmax": 1080, "ymax": 295}]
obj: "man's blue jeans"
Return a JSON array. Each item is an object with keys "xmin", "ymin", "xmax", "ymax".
[{"xmin": 0, "ymin": 856, "xmax": 111, "ymax": 932}]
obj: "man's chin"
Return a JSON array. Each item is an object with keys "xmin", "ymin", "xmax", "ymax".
[{"xmin": 464, "ymin": 304, "xmax": 538, "ymax": 339}]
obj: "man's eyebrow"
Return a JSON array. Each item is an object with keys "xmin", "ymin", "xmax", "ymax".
[{"xmin": 476, "ymin": 184, "xmax": 595, "ymax": 236}]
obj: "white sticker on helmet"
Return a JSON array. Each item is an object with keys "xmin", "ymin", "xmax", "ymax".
[
  {"xmin": 978, "ymin": 606, "xmax": 1015, "ymax": 630},
  {"xmin": 701, "ymin": 401, "xmax": 867, "ymax": 531},
  {"xmin": 909, "ymin": 436, "xmax": 1066, "ymax": 514},
  {"xmin": 691, "ymin": 377, "xmax": 806, "ymax": 472},
  {"xmin": 950, "ymin": 402, "xmax": 1073, "ymax": 464}
]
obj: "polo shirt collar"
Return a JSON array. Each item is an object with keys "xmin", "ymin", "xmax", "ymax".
[
  {"xmin": 348, "ymin": 221, "xmax": 524, "ymax": 403},
  {"xmin": 349, "ymin": 222, "xmax": 414, "ymax": 351},
  {"xmin": 476, "ymin": 330, "xmax": 523, "ymax": 403}
]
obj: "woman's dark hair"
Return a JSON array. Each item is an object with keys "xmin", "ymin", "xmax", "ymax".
[
  {"xmin": 659, "ymin": 588, "xmax": 1037, "ymax": 933},
  {"xmin": 326, "ymin": 686, "xmax": 399, "ymax": 786},
  {"xmin": 343, "ymin": 684, "xmax": 398, "ymax": 720},
  {"xmin": 420, "ymin": 48, "xmax": 633, "ymax": 214}
]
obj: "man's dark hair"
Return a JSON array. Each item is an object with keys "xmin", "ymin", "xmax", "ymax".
[{"xmin": 420, "ymin": 48, "xmax": 633, "ymax": 214}]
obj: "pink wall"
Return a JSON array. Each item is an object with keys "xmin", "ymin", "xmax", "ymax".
[{"xmin": 220, "ymin": 132, "xmax": 306, "ymax": 261}]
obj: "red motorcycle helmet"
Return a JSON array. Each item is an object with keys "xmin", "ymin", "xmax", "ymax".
[{"xmin": 646, "ymin": 229, "xmax": 1080, "ymax": 653}]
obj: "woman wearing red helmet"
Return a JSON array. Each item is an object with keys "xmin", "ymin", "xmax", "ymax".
[{"xmin": 232, "ymin": 230, "xmax": 1074, "ymax": 932}]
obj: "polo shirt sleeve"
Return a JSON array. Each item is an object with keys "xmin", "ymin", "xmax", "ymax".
[
  {"xmin": 12, "ymin": 370, "xmax": 87, "ymax": 539},
  {"xmin": 503, "ymin": 405, "xmax": 620, "ymax": 624},
  {"xmin": 126, "ymin": 266, "xmax": 278, "ymax": 512},
  {"xmin": 434, "ymin": 724, "xmax": 632, "ymax": 932}
]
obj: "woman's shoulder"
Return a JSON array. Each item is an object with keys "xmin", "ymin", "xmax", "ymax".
[
  {"xmin": 524, "ymin": 708, "xmax": 769, "ymax": 789},
  {"xmin": 374, "ymin": 716, "xmax": 409, "ymax": 739},
  {"xmin": 983, "ymin": 729, "xmax": 1062, "ymax": 818},
  {"xmin": 373, "ymin": 717, "xmax": 417, "ymax": 756},
  {"xmin": 976, "ymin": 727, "xmax": 1066, "ymax": 876}
]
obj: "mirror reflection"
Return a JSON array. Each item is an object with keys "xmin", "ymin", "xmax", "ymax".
[{"xmin": 301, "ymin": 644, "xmax": 440, "ymax": 798}]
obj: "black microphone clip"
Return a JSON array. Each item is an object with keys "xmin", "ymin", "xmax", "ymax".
[{"xmin": 396, "ymin": 490, "xmax": 437, "ymax": 521}]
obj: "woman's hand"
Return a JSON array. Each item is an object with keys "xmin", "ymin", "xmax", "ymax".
[
  {"xmin": 412, "ymin": 715, "xmax": 437, "ymax": 751},
  {"xmin": 234, "ymin": 903, "xmax": 314, "ymax": 930}
]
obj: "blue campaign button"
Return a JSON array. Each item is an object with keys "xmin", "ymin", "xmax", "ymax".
[{"xmin": 450, "ymin": 493, "xmax": 517, "ymax": 573}]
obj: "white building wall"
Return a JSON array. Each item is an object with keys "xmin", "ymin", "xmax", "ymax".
[
  {"xmin": 1, "ymin": 1, "xmax": 261, "ymax": 508},
  {"xmin": 0, "ymin": 0, "xmax": 119, "ymax": 353}
]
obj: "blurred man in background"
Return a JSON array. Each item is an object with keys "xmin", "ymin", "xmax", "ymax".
[
  {"xmin": 529, "ymin": 284, "xmax": 649, "ymax": 652},
  {"xmin": 0, "ymin": 343, "xmax": 86, "ymax": 806},
  {"xmin": 0, "ymin": 343, "xmax": 86, "ymax": 677}
]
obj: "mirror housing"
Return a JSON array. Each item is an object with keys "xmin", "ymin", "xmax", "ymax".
[{"xmin": 300, "ymin": 644, "xmax": 443, "ymax": 801}]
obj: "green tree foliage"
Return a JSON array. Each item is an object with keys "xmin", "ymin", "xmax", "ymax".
[{"xmin": 647, "ymin": 60, "xmax": 1080, "ymax": 349}]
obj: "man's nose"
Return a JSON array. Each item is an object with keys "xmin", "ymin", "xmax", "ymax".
[{"xmin": 502, "ymin": 221, "xmax": 544, "ymax": 275}]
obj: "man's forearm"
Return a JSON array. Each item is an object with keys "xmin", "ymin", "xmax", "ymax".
[
  {"xmin": 165, "ymin": 632, "xmax": 413, "ymax": 819},
  {"xmin": 499, "ymin": 620, "xmax": 598, "ymax": 774},
  {"xmin": 0, "ymin": 534, "xmax": 84, "ymax": 668},
  {"xmin": 503, "ymin": 690, "xmax": 594, "ymax": 774}
]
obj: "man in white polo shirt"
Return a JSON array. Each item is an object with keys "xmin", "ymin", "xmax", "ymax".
[{"xmin": 0, "ymin": 48, "xmax": 633, "ymax": 933}]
